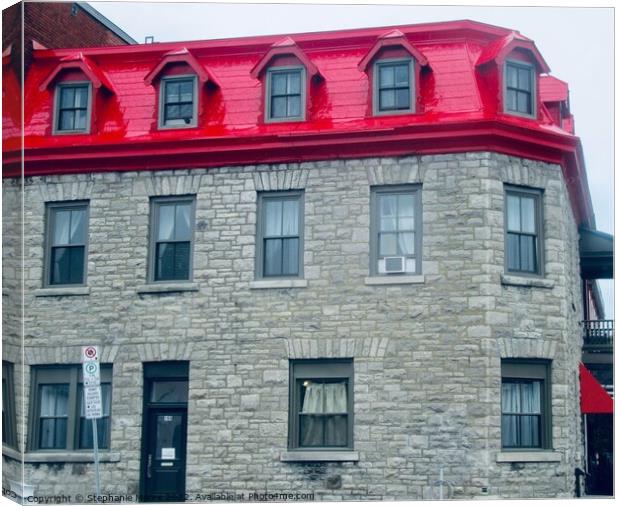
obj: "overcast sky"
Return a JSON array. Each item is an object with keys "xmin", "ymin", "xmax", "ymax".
[{"xmin": 88, "ymin": 1, "xmax": 614, "ymax": 317}]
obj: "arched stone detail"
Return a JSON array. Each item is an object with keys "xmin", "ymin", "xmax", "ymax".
[
  {"xmin": 137, "ymin": 172, "xmax": 205, "ymax": 197},
  {"xmin": 38, "ymin": 179, "xmax": 94, "ymax": 202},
  {"xmin": 252, "ymin": 165, "xmax": 309, "ymax": 191},
  {"xmin": 24, "ymin": 345, "xmax": 120, "ymax": 364},
  {"xmin": 496, "ymin": 338, "xmax": 557, "ymax": 359},
  {"xmin": 135, "ymin": 342, "xmax": 195, "ymax": 362},
  {"xmin": 2, "ymin": 343, "xmax": 20, "ymax": 363},
  {"xmin": 367, "ymin": 157, "xmax": 422, "ymax": 186},
  {"xmin": 287, "ymin": 337, "xmax": 389, "ymax": 359},
  {"xmin": 496, "ymin": 155, "xmax": 559, "ymax": 190}
]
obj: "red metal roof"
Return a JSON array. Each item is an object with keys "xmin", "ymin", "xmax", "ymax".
[
  {"xmin": 540, "ymin": 75, "xmax": 569, "ymax": 103},
  {"xmin": 2, "ymin": 19, "xmax": 596, "ymax": 227},
  {"xmin": 580, "ymin": 363, "xmax": 613, "ymax": 414}
]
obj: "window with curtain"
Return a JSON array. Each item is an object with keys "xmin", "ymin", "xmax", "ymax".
[
  {"xmin": 258, "ymin": 192, "xmax": 303, "ymax": 278},
  {"xmin": 375, "ymin": 60, "xmax": 413, "ymax": 113},
  {"xmin": 55, "ymin": 83, "xmax": 91, "ymax": 133},
  {"xmin": 150, "ymin": 196, "xmax": 195, "ymax": 282},
  {"xmin": 290, "ymin": 360, "xmax": 353, "ymax": 450},
  {"xmin": 505, "ymin": 61, "xmax": 535, "ymax": 117},
  {"xmin": 46, "ymin": 201, "xmax": 89, "ymax": 286},
  {"xmin": 371, "ymin": 186, "xmax": 421, "ymax": 275},
  {"xmin": 505, "ymin": 187, "xmax": 542, "ymax": 275},
  {"xmin": 160, "ymin": 76, "xmax": 197, "ymax": 128},
  {"xmin": 267, "ymin": 68, "xmax": 304, "ymax": 121},
  {"xmin": 2, "ymin": 361, "xmax": 17, "ymax": 448},
  {"xmin": 501, "ymin": 360, "xmax": 550, "ymax": 449},
  {"xmin": 30, "ymin": 365, "xmax": 113, "ymax": 451}
]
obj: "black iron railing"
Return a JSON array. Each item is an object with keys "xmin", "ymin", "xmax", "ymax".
[{"xmin": 582, "ymin": 320, "xmax": 614, "ymax": 349}]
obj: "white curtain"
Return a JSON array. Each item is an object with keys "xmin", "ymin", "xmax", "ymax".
[
  {"xmin": 502, "ymin": 381, "xmax": 541, "ymax": 447},
  {"xmin": 300, "ymin": 382, "xmax": 347, "ymax": 447}
]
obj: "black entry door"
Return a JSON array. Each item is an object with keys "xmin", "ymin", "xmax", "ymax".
[{"xmin": 143, "ymin": 407, "xmax": 188, "ymax": 502}]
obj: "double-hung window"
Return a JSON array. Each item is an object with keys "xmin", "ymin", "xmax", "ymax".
[
  {"xmin": 374, "ymin": 59, "xmax": 414, "ymax": 114},
  {"xmin": 257, "ymin": 191, "xmax": 303, "ymax": 278},
  {"xmin": 30, "ymin": 365, "xmax": 112, "ymax": 451},
  {"xmin": 505, "ymin": 186, "xmax": 543, "ymax": 275},
  {"xmin": 149, "ymin": 196, "xmax": 196, "ymax": 282},
  {"xmin": 289, "ymin": 360, "xmax": 353, "ymax": 450},
  {"xmin": 370, "ymin": 185, "xmax": 421, "ymax": 275},
  {"xmin": 501, "ymin": 360, "xmax": 551, "ymax": 449},
  {"xmin": 45, "ymin": 201, "xmax": 89, "ymax": 286},
  {"xmin": 266, "ymin": 68, "xmax": 304, "ymax": 121},
  {"xmin": 2, "ymin": 361, "xmax": 17, "ymax": 448},
  {"xmin": 159, "ymin": 76, "xmax": 198, "ymax": 128},
  {"xmin": 54, "ymin": 83, "xmax": 91, "ymax": 133},
  {"xmin": 504, "ymin": 61, "xmax": 536, "ymax": 117}
]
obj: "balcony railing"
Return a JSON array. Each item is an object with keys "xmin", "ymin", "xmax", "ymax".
[{"xmin": 582, "ymin": 320, "xmax": 614, "ymax": 350}]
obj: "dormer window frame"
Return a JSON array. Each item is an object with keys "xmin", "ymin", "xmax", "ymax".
[
  {"xmin": 372, "ymin": 57, "xmax": 415, "ymax": 117},
  {"xmin": 158, "ymin": 74, "xmax": 199, "ymax": 130},
  {"xmin": 503, "ymin": 59, "xmax": 538, "ymax": 120},
  {"xmin": 265, "ymin": 65, "xmax": 307, "ymax": 124},
  {"xmin": 52, "ymin": 81, "xmax": 93, "ymax": 135}
]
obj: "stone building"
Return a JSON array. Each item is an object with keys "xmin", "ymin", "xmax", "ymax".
[{"xmin": 2, "ymin": 19, "xmax": 612, "ymax": 501}]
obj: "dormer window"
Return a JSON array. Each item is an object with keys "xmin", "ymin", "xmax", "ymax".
[
  {"xmin": 53, "ymin": 82, "xmax": 92, "ymax": 134},
  {"xmin": 504, "ymin": 61, "xmax": 535, "ymax": 117},
  {"xmin": 375, "ymin": 59, "xmax": 413, "ymax": 114},
  {"xmin": 267, "ymin": 67, "xmax": 305, "ymax": 121},
  {"xmin": 159, "ymin": 75, "xmax": 197, "ymax": 128}
]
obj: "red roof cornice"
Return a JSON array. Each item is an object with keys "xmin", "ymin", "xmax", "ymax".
[
  {"xmin": 144, "ymin": 48, "xmax": 221, "ymax": 87},
  {"xmin": 39, "ymin": 53, "xmax": 115, "ymax": 93},
  {"xmin": 358, "ymin": 29, "xmax": 428, "ymax": 71},
  {"xmin": 250, "ymin": 37, "xmax": 321, "ymax": 79}
]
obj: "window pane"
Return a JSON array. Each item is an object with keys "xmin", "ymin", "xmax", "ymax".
[
  {"xmin": 282, "ymin": 238, "xmax": 299, "ymax": 276},
  {"xmin": 40, "ymin": 418, "xmax": 67, "ymax": 449},
  {"xmin": 79, "ymin": 417, "xmax": 109, "ymax": 449},
  {"xmin": 505, "ymin": 90, "xmax": 517, "ymax": 112},
  {"xmin": 173, "ymin": 242, "xmax": 190, "ymax": 280},
  {"xmin": 271, "ymin": 96, "xmax": 286, "ymax": 118},
  {"xmin": 519, "ymin": 415, "xmax": 540, "ymax": 447},
  {"xmin": 75, "ymin": 109, "xmax": 87, "ymax": 130},
  {"xmin": 398, "ymin": 193, "xmax": 415, "ymax": 217},
  {"xmin": 166, "ymin": 81, "xmax": 179, "ymax": 102},
  {"xmin": 380, "ymin": 217, "xmax": 396, "ymax": 232},
  {"xmin": 502, "ymin": 382, "xmax": 520, "ymax": 412},
  {"xmin": 68, "ymin": 247, "xmax": 85, "ymax": 284},
  {"xmin": 69, "ymin": 208, "xmax": 86, "ymax": 244},
  {"xmin": 398, "ymin": 232, "xmax": 415, "ymax": 256},
  {"xmin": 379, "ymin": 233, "xmax": 397, "ymax": 256},
  {"xmin": 272, "ymin": 73, "xmax": 287, "ymax": 95},
  {"xmin": 521, "ymin": 381, "xmax": 541, "ymax": 414},
  {"xmin": 156, "ymin": 242, "xmax": 174, "ymax": 280},
  {"xmin": 506, "ymin": 233, "xmax": 520, "ymax": 271},
  {"xmin": 174, "ymin": 203, "xmax": 192, "ymax": 241},
  {"xmin": 264, "ymin": 238, "xmax": 282, "ymax": 276},
  {"xmin": 281, "ymin": 199, "xmax": 299, "ymax": 235},
  {"xmin": 398, "ymin": 217, "xmax": 414, "ymax": 231},
  {"xmin": 379, "ymin": 66, "xmax": 394, "ymax": 88},
  {"xmin": 299, "ymin": 415, "xmax": 323, "ymax": 447},
  {"xmin": 150, "ymin": 381, "xmax": 188, "ymax": 403},
  {"xmin": 380, "ymin": 195, "xmax": 397, "ymax": 218},
  {"xmin": 501, "ymin": 414, "xmax": 518, "ymax": 447},
  {"xmin": 517, "ymin": 92, "xmax": 531, "ymax": 114},
  {"xmin": 51, "ymin": 246, "xmax": 83, "ymax": 285},
  {"xmin": 158, "ymin": 205, "xmax": 175, "ymax": 241},
  {"xmin": 506, "ymin": 65, "xmax": 518, "ymax": 88},
  {"xmin": 287, "ymin": 72, "xmax": 301, "ymax": 94},
  {"xmin": 179, "ymin": 80, "xmax": 193, "ymax": 102},
  {"xmin": 60, "ymin": 87, "xmax": 75, "ymax": 108},
  {"xmin": 519, "ymin": 235, "xmax": 536, "ymax": 272},
  {"xmin": 59, "ymin": 110, "xmax": 75, "ymax": 131},
  {"xmin": 520, "ymin": 197, "xmax": 536, "ymax": 234},
  {"xmin": 395, "ymin": 88, "xmax": 410, "ymax": 109},
  {"xmin": 324, "ymin": 415, "xmax": 347, "ymax": 447},
  {"xmin": 394, "ymin": 65, "xmax": 409, "ymax": 86},
  {"xmin": 165, "ymin": 104, "xmax": 180, "ymax": 121},
  {"xmin": 75, "ymin": 87, "xmax": 88, "ymax": 108},
  {"xmin": 40, "ymin": 384, "xmax": 69, "ymax": 417},
  {"xmin": 287, "ymin": 96, "xmax": 301, "ymax": 117},
  {"xmin": 179, "ymin": 104, "xmax": 193, "ymax": 121},
  {"xmin": 264, "ymin": 200, "xmax": 283, "ymax": 236},
  {"xmin": 380, "ymin": 90, "xmax": 395, "ymax": 109},
  {"xmin": 518, "ymin": 68, "xmax": 531, "ymax": 91},
  {"xmin": 53, "ymin": 210, "xmax": 71, "ymax": 245},
  {"xmin": 506, "ymin": 195, "xmax": 521, "ymax": 231}
]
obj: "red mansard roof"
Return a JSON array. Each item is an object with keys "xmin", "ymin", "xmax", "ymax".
[{"xmin": 3, "ymin": 19, "xmax": 595, "ymax": 227}]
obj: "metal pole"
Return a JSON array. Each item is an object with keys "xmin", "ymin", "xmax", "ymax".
[{"xmin": 93, "ymin": 419, "xmax": 101, "ymax": 501}]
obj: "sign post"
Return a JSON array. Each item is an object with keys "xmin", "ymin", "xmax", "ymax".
[{"xmin": 82, "ymin": 346, "xmax": 102, "ymax": 502}]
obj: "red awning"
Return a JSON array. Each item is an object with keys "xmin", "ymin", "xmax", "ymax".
[{"xmin": 580, "ymin": 363, "xmax": 613, "ymax": 414}]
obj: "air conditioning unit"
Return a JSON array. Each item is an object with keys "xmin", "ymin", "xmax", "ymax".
[{"xmin": 384, "ymin": 256, "xmax": 405, "ymax": 273}]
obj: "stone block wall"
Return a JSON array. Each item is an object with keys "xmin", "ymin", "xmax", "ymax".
[{"xmin": 2, "ymin": 152, "xmax": 584, "ymax": 500}]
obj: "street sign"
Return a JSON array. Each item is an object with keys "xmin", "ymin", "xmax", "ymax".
[
  {"xmin": 84, "ymin": 385, "xmax": 103, "ymax": 419},
  {"xmin": 81, "ymin": 345, "xmax": 99, "ymax": 362}
]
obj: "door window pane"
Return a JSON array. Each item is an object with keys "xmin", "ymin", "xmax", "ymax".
[{"xmin": 150, "ymin": 381, "xmax": 189, "ymax": 403}]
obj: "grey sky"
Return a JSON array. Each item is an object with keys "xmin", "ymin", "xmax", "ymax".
[{"xmin": 88, "ymin": 1, "xmax": 614, "ymax": 317}]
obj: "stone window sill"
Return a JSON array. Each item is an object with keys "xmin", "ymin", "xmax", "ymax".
[
  {"xmin": 19, "ymin": 451, "xmax": 121, "ymax": 463},
  {"xmin": 496, "ymin": 451, "xmax": 561, "ymax": 463},
  {"xmin": 2, "ymin": 445, "xmax": 22, "ymax": 461},
  {"xmin": 34, "ymin": 286, "xmax": 90, "ymax": 297},
  {"xmin": 280, "ymin": 450, "xmax": 359, "ymax": 462},
  {"xmin": 250, "ymin": 279, "xmax": 308, "ymax": 289},
  {"xmin": 364, "ymin": 275, "xmax": 425, "ymax": 285},
  {"xmin": 501, "ymin": 274, "xmax": 555, "ymax": 289},
  {"xmin": 137, "ymin": 282, "xmax": 199, "ymax": 294}
]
